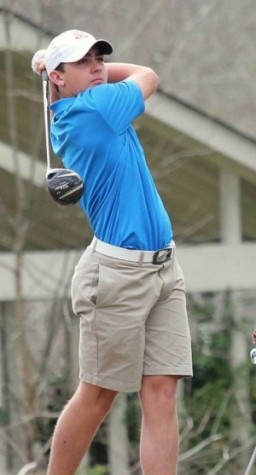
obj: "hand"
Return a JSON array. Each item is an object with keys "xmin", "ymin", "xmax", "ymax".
[{"xmin": 31, "ymin": 49, "xmax": 46, "ymax": 76}]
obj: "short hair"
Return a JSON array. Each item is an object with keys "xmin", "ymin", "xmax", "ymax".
[{"xmin": 55, "ymin": 63, "xmax": 65, "ymax": 72}]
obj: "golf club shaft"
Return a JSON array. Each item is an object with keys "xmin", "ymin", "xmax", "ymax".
[{"xmin": 42, "ymin": 70, "xmax": 52, "ymax": 172}]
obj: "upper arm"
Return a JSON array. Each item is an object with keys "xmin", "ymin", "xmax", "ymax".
[{"xmin": 127, "ymin": 67, "xmax": 159, "ymax": 100}]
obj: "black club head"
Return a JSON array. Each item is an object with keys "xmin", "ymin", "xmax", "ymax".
[{"xmin": 46, "ymin": 168, "xmax": 84, "ymax": 206}]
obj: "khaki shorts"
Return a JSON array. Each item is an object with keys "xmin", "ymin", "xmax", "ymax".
[{"xmin": 71, "ymin": 241, "xmax": 193, "ymax": 392}]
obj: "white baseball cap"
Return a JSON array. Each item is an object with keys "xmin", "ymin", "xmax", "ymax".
[{"xmin": 45, "ymin": 29, "xmax": 113, "ymax": 75}]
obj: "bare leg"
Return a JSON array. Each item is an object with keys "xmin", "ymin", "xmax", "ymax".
[
  {"xmin": 47, "ymin": 382, "xmax": 117, "ymax": 475},
  {"xmin": 139, "ymin": 375, "xmax": 179, "ymax": 475}
]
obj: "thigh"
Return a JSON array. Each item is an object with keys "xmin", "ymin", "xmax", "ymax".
[
  {"xmin": 71, "ymin": 249, "xmax": 157, "ymax": 392},
  {"xmin": 143, "ymin": 252, "xmax": 193, "ymax": 378}
]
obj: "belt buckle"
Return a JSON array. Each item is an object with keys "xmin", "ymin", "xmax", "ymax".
[{"xmin": 152, "ymin": 248, "xmax": 172, "ymax": 265}]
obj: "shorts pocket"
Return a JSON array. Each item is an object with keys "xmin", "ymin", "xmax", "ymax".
[
  {"xmin": 96, "ymin": 261, "xmax": 138, "ymax": 309},
  {"xmin": 71, "ymin": 258, "xmax": 99, "ymax": 316}
]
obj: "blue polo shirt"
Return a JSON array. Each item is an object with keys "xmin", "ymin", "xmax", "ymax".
[{"xmin": 50, "ymin": 80, "xmax": 173, "ymax": 250}]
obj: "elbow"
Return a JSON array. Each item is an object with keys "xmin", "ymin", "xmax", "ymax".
[
  {"xmin": 148, "ymin": 67, "xmax": 159, "ymax": 92},
  {"xmin": 147, "ymin": 68, "xmax": 159, "ymax": 92},
  {"xmin": 133, "ymin": 66, "xmax": 160, "ymax": 99}
]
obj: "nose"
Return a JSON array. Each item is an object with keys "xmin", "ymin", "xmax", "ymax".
[{"xmin": 91, "ymin": 59, "xmax": 101, "ymax": 73}]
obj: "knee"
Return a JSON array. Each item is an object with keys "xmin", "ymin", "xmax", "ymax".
[
  {"xmin": 76, "ymin": 383, "xmax": 117, "ymax": 418},
  {"xmin": 140, "ymin": 375, "xmax": 178, "ymax": 413},
  {"xmin": 95, "ymin": 387, "xmax": 118, "ymax": 415}
]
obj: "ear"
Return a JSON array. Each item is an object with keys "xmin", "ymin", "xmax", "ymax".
[{"xmin": 49, "ymin": 70, "xmax": 65, "ymax": 87}]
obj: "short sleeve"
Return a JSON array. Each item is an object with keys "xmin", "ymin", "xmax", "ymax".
[{"xmin": 84, "ymin": 80, "xmax": 145, "ymax": 134}]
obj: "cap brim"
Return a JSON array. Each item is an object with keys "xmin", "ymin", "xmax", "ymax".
[{"xmin": 93, "ymin": 40, "xmax": 113, "ymax": 55}]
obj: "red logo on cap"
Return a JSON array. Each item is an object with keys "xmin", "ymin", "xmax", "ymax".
[{"xmin": 73, "ymin": 31, "xmax": 88, "ymax": 40}]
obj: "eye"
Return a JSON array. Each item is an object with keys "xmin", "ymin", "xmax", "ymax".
[{"xmin": 77, "ymin": 57, "xmax": 88, "ymax": 65}]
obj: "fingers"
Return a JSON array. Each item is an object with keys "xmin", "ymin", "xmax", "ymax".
[{"xmin": 31, "ymin": 49, "xmax": 46, "ymax": 76}]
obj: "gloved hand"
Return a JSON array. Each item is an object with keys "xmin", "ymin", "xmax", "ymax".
[{"xmin": 31, "ymin": 49, "xmax": 46, "ymax": 75}]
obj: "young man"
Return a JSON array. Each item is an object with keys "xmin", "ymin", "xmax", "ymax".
[{"xmin": 32, "ymin": 29, "xmax": 193, "ymax": 475}]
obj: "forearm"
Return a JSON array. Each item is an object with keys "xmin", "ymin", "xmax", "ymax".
[
  {"xmin": 106, "ymin": 63, "xmax": 145, "ymax": 82},
  {"xmin": 106, "ymin": 63, "xmax": 155, "ymax": 82}
]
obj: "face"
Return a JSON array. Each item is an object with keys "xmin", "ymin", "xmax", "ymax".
[{"xmin": 50, "ymin": 47, "xmax": 108, "ymax": 97}]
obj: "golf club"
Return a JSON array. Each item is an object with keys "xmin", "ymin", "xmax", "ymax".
[{"xmin": 42, "ymin": 70, "xmax": 84, "ymax": 206}]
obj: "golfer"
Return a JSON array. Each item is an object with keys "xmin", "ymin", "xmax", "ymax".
[{"xmin": 32, "ymin": 29, "xmax": 193, "ymax": 475}]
